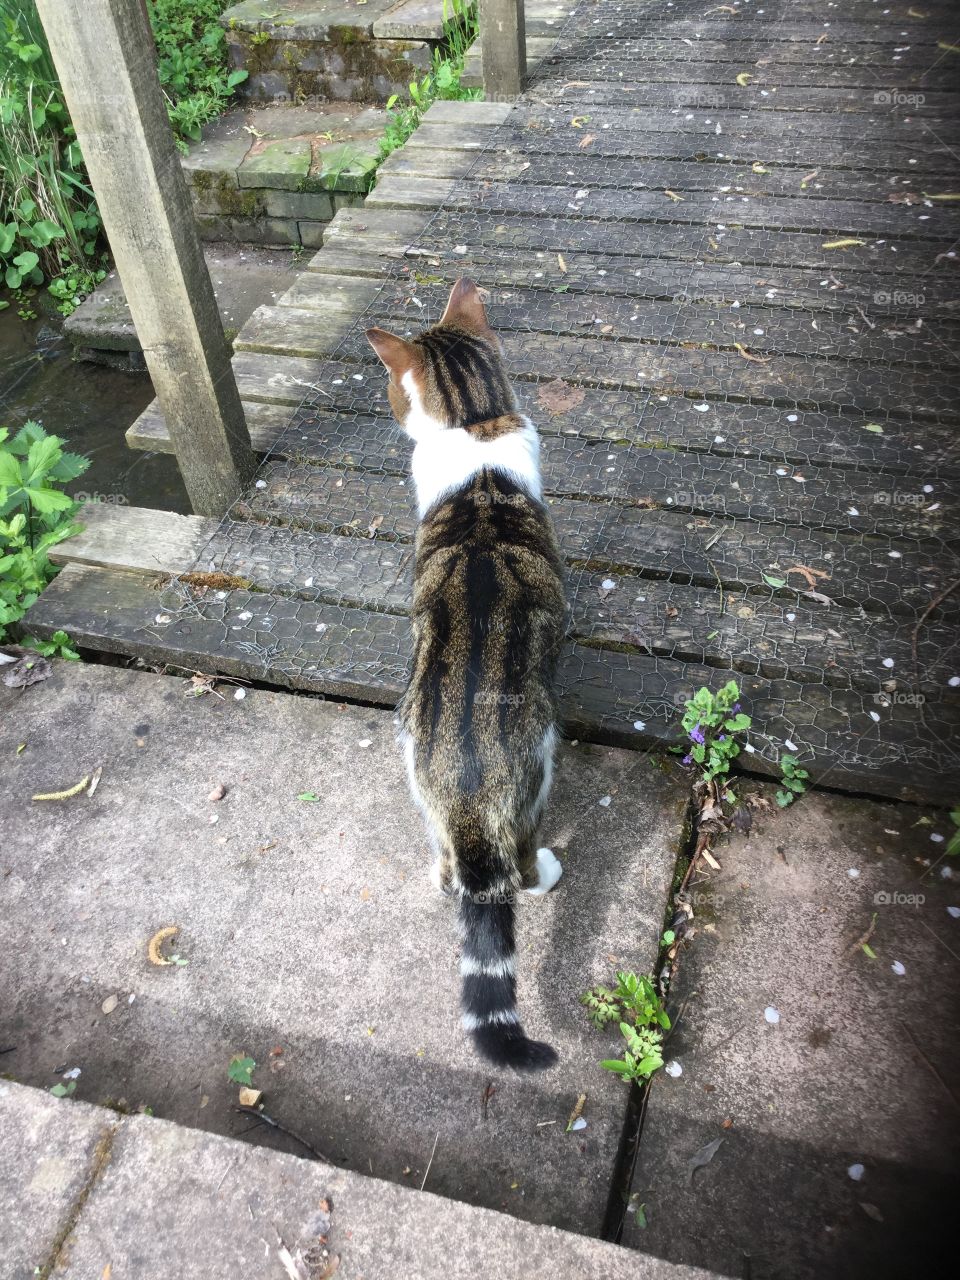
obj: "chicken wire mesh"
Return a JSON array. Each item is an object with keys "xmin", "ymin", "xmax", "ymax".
[{"xmin": 154, "ymin": 0, "xmax": 960, "ymax": 798}]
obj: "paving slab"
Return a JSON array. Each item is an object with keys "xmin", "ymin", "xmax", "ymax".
[
  {"xmin": 0, "ymin": 1081, "xmax": 116, "ymax": 1279},
  {"xmin": 622, "ymin": 785, "xmax": 960, "ymax": 1277},
  {"xmin": 64, "ymin": 243, "xmax": 298, "ymax": 358},
  {"xmin": 0, "ymin": 661, "xmax": 688, "ymax": 1237},
  {"xmin": 3, "ymin": 1083, "xmax": 714, "ymax": 1279}
]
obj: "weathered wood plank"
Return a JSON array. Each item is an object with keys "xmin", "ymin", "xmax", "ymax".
[
  {"xmin": 284, "ymin": 270, "xmax": 960, "ymax": 368},
  {"xmin": 45, "ymin": 505, "xmax": 958, "ymax": 698},
  {"xmin": 367, "ymin": 174, "xmax": 960, "ymax": 242},
  {"xmin": 479, "ymin": 0, "xmax": 527, "ymax": 98},
  {"xmin": 25, "ymin": 563, "xmax": 959, "ymax": 803},
  {"xmin": 234, "ymin": 304, "xmax": 960, "ymax": 421}
]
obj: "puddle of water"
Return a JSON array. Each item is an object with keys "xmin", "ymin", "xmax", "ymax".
[{"xmin": 0, "ymin": 308, "xmax": 190, "ymax": 514}]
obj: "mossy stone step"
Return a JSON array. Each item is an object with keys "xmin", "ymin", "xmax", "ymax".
[{"xmin": 183, "ymin": 103, "xmax": 382, "ymax": 247}]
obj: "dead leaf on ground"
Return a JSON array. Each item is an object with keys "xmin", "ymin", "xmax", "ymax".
[
  {"xmin": 664, "ymin": 189, "xmax": 685, "ymax": 202},
  {"xmin": 578, "ymin": 133, "xmax": 596, "ymax": 149},
  {"xmin": 2, "ymin": 650, "xmax": 52, "ymax": 688},
  {"xmin": 557, "ymin": 252, "xmax": 568, "ymax": 273},
  {"xmin": 785, "ymin": 564, "xmax": 830, "ymax": 589},
  {"xmin": 367, "ymin": 515, "xmax": 384, "ymax": 538},
  {"xmin": 733, "ymin": 343, "xmax": 772, "ymax": 363},
  {"xmin": 147, "ymin": 925, "xmax": 179, "ymax": 967},
  {"xmin": 687, "ymin": 1136, "xmax": 725, "ymax": 1184},
  {"xmin": 536, "ymin": 379, "xmax": 586, "ymax": 415}
]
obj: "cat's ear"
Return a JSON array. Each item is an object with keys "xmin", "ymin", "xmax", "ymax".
[
  {"xmin": 440, "ymin": 277, "xmax": 492, "ymax": 334},
  {"xmin": 365, "ymin": 328, "xmax": 421, "ymax": 380}
]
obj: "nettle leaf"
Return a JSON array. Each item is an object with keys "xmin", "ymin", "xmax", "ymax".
[
  {"xmin": 26, "ymin": 434, "xmax": 64, "ymax": 480},
  {"xmin": 23, "ymin": 486, "xmax": 74, "ymax": 515},
  {"xmin": 227, "ymin": 1054, "xmax": 256, "ymax": 1085}
]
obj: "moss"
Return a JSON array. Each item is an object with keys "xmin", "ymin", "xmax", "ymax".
[
  {"xmin": 192, "ymin": 169, "xmax": 213, "ymax": 196},
  {"xmin": 214, "ymin": 174, "xmax": 264, "ymax": 218}
]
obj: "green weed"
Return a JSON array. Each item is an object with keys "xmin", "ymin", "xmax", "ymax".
[
  {"xmin": 776, "ymin": 753, "xmax": 809, "ymax": 807},
  {"xmin": 581, "ymin": 970, "xmax": 671, "ymax": 1085},
  {"xmin": 0, "ymin": 421, "xmax": 87, "ymax": 641}
]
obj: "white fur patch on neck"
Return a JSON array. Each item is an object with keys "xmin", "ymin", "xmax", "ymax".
[{"xmin": 400, "ymin": 369, "xmax": 543, "ymax": 517}]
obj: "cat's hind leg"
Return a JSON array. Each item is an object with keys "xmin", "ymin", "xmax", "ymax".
[{"xmin": 522, "ymin": 846, "xmax": 563, "ymax": 897}]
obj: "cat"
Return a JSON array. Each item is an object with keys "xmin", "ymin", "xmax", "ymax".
[{"xmin": 366, "ymin": 278, "xmax": 567, "ymax": 1071}]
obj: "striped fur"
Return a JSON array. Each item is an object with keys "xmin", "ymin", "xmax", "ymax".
[{"xmin": 367, "ymin": 279, "xmax": 567, "ymax": 1071}]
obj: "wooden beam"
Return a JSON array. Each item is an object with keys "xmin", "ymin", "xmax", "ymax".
[
  {"xmin": 35, "ymin": 0, "xmax": 257, "ymax": 517},
  {"xmin": 479, "ymin": 0, "xmax": 527, "ymax": 99}
]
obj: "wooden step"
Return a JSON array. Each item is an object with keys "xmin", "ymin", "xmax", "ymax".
[{"xmin": 27, "ymin": 505, "xmax": 960, "ymax": 804}]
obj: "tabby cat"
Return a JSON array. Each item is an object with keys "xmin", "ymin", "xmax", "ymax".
[{"xmin": 366, "ymin": 278, "xmax": 567, "ymax": 1071}]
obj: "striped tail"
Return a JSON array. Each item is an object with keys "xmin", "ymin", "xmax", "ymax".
[{"xmin": 458, "ymin": 889, "xmax": 558, "ymax": 1071}]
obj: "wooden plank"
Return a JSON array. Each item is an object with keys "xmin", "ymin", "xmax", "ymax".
[
  {"xmin": 310, "ymin": 234, "xmax": 960, "ymax": 320},
  {"xmin": 286, "ymin": 268, "xmax": 960, "ymax": 369},
  {"xmin": 46, "ymin": 505, "xmax": 958, "ymax": 698},
  {"xmin": 49, "ymin": 506, "xmax": 218, "ymax": 576},
  {"xmin": 25, "ymin": 563, "xmax": 960, "ymax": 803},
  {"xmin": 128, "ymin": 396, "xmax": 293, "ymax": 454},
  {"xmin": 366, "ymin": 173, "xmax": 960, "ymax": 242},
  {"xmin": 239, "ymin": 458, "xmax": 958, "ymax": 618},
  {"xmin": 420, "ymin": 99, "xmax": 514, "ymax": 126},
  {"xmin": 323, "ymin": 206, "xmax": 956, "ymax": 281},
  {"xmin": 233, "ymin": 304, "xmax": 960, "ymax": 421}
]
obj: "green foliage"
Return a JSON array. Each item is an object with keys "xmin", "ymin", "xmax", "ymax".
[
  {"xmin": 147, "ymin": 0, "xmax": 248, "ymax": 146},
  {"xmin": 49, "ymin": 1080, "xmax": 76, "ymax": 1098},
  {"xmin": 947, "ymin": 808, "xmax": 960, "ymax": 857},
  {"xmin": 776, "ymin": 752, "xmax": 810, "ymax": 807},
  {"xmin": 679, "ymin": 679, "xmax": 751, "ymax": 786},
  {"xmin": 0, "ymin": 1, "xmax": 106, "ymax": 312},
  {"xmin": 0, "ymin": 421, "xmax": 87, "ymax": 639},
  {"xmin": 227, "ymin": 1054, "xmax": 256, "ymax": 1086},
  {"xmin": 581, "ymin": 970, "xmax": 671, "ymax": 1085},
  {"xmin": 24, "ymin": 627, "xmax": 78, "ymax": 659},
  {"xmin": 377, "ymin": 0, "xmax": 480, "ymax": 162}
]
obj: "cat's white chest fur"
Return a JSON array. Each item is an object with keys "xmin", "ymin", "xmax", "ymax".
[{"xmin": 400, "ymin": 369, "xmax": 543, "ymax": 515}]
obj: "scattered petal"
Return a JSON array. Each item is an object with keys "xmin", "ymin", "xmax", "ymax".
[
  {"xmin": 891, "ymin": 961, "xmax": 906, "ymax": 976},
  {"xmin": 764, "ymin": 1006, "xmax": 780, "ymax": 1024},
  {"xmin": 848, "ymin": 1163, "xmax": 865, "ymax": 1182},
  {"xmin": 664, "ymin": 1059, "xmax": 683, "ymax": 1077}
]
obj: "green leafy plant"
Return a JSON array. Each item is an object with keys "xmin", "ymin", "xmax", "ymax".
[
  {"xmin": 581, "ymin": 970, "xmax": 671, "ymax": 1085},
  {"xmin": 227, "ymin": 1054, "xmax": 256, "ymax": 1086},
  {"xmin": 776, "ymin": 753, "xmax": 810, "ymax": 807},
  {"xmin": 0, "ymin": 1, "xmax": 106, "ymax": 312},
  {"xmin": 947, "ymin": 808, "xmax": 960, "ymax": 856},
  {"xmin": 0, "ymin": 421, "xmax": 87, "ymax": 639},
  {"xmin": 679, "ymin": 679, "xmax": 751, "ymax": 786},
  {"xmin": 377, "ymin": 0, "xmax": 480, "ymax": 163},
  {"xmin": 49, "ymin": 1080, "xmax": 76, "ymax": 1098},
  {"xmin": 147, "ymin": 0, "xmax": 249, "ymax": 145},
  {"xmin": 23, "ymin": 627, "xmax": 78, "ymax": 659}
]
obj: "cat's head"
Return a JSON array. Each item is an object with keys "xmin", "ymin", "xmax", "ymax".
[{"xmin": 365, "ymin": 278, "xmax": 516, "ymax": 440}]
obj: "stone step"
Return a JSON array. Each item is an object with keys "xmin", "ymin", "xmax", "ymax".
[
  {"xmin": 63, "ymin": 242, "xmax": 298, "ymax": 367},
  {"xmin": 4, "ymin": 1080, "xmax": 714, "ymax": 1278},
  {"xmin": 183, "ymin": 102, "xmax": 383, "ymax": 247},
  {"xmin": 0, "ymin": 658, "xmax": 689, "ymax": 1247}
]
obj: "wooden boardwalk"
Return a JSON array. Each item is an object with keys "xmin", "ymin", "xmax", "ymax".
[{"xmin": 30, "ymin": 0, "xmax": 960, "ymax": 802}]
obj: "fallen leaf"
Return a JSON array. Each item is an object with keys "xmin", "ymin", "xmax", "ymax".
[
  {"xmin": 921, "ymin": 190, "xmax": 960, "ymax": 201},
  {"xmin": 664, "ymin": 189, "xmax": 685, "ymax": 202},
  {"xmin": 800, "ymin": 169, "xmax": 820, "ymax": 189},
  {"xmin": 537, "ymin": 378, "xmax": 586, "ymax": 415},
  {"xmin": 733, "ymin": 342, "xmax": 771, "ymax": 363},
  {"xmin": 578, "ymin": 133, "xmax": 596, "ymax": 149},
  {"xmin": 822, "ymin": 238, "xmax": 866, "ymax": 249},
  {"xmin": 147, "ymin": 925, "xmax": 179, "ymax": 967},
  {"xmin": 367, "ymin": 515, "xmax": 384, "ymax": 538},
  {"xmin": 570, "ymin": 115, "xmax": 591, "ymax": 128},
  {"xmin": 815, "ymin": 33, "xmax": 828, "ymax": 44},
  {"xmin": 763, "ymin": 573, "xmax": 787, "ymax": 588},
  {"xmin": 735, "ymin": 72, "xmax": 753, "ymax": 86},
  {"xmin": 102, "ymin": 995, "xmax": 119, "ymax": 1015},
  {"xmin": 785, "ymin": 564, "xmax": 829, "ymax": 589},
  {"xmin": 2, "ymin": 652, "xmax": 52, "ymax": 688},
  {"xmin": 557, "ymin": 252, "xmax": 568, "ymax": 273},
  {"xmin": 751, "ymin": 162, "xmax": 769, "ymax": 174},
  {"xmin": 688, "ymin": 1137, "xmax": 724, "ymax": 1184}
]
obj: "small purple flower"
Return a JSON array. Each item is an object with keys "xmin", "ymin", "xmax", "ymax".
[
  {"xmin": 732, "ymin": 702, "xmax": 741, "ymax": 713},
  {"xmin": 689, "ymin": 725, "xmax": 706, "ymax": 745},
  {"xmin": 682, "ymin": 754, "xmax": 692, "ymax": 766},
  {"xmin": 718, "ymin": 734, "xmax": 726, "ymax": 742}
]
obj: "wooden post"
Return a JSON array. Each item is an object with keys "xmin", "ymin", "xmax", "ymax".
[
  {"xmin": 35, "ymin": 0, "xmax": 256, "ymax": 518},
  {"xmin": 479, "ymin": 0, "xmax": 527, "ymax": 100}
]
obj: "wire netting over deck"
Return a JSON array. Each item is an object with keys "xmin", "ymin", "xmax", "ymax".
[{"xmin": 155, "ymin": 0, "xmax": 960, "ymax": 800}]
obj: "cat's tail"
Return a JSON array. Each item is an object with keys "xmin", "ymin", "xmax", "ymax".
[{"xmin": 457, "ymin": 882, "xmax": 558, "ymax": 1072}]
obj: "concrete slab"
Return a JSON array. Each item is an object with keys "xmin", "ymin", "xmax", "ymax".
[
  {"xmin": 0, "ymin": 1081, "xmax": 116, "ymax": 1279},
  {"xmin": 3, "ymin": 1083, "xmax": 713, "ymax": 1280},
  {"xmin": 64, "ymin": 242, "xmax": 298, "ymax": 356},
  {"xmin": 622, "ymin": 786, "xmax": 960, "ymax": 1277},
  {"xmin": 0, "ymin": 662, "xmax": 687, "ymax": 1237}
]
